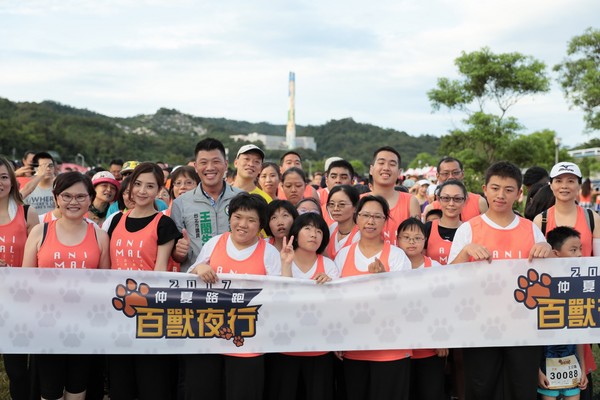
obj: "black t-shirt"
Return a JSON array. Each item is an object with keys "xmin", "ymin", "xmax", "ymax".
[
  {"xmin": 424, "ymin": 220, "xmax": 458, "ymax": 250},
  {"xmin": 108, "ymin": 212, "xmax": 182, "ymax": 245}
]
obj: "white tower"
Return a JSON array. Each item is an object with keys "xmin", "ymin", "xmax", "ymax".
[{"xmin": 286, "ymin": 71, "xmax": 296, "ymax": 149}]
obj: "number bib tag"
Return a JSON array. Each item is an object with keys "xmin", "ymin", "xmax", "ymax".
[{"xmin": 546, "ymin": 355, "xmax": 581, "ymax": 389}]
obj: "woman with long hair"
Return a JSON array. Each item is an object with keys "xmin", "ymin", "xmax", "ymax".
[
  {"xmin": 0, "ymin": 156, "xmax": 39, "ymax": 400},
  {"xmin": 258, "ymin": 162, "xmax": 281, "ymax": 200},
  {"xmin": 22, "ymin": 172, "xmax": 110, "ymax": 400}
]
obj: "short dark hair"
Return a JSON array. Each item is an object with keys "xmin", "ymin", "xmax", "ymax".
[
  {"xmin": 425, "ymin": 209, "xmax": 443, "ymax": 221},
  {"xmin": 282, "ymin": 167, "xmax": 307, "ymax": 183},
  {"xmin": 372, "ymin": 146, "xmax": 401, "ymax": 165},
  {"xmin": 195, "ymin": 138, "xmax": 226, "ymax": 160},
  {"xmin": 437, "ymin": 157, "xmax": 463, "ymax": 172},
  {"xmin": 260, "ymin": 162, "xmax": 281, "ymax": 180},
  {"xmin": 524, "ymin": 184, "xmax": 555, "ymax": 221},
  {"xmin": 397, "ymin": 217, "xmax": 425, "ymax": 237},
  {"xmin": 110, "ymin": 159, "xmax": 124, "ymax": 167},
  {"xmin": 436, "ymin": 179, "xmax": 468, "ymax": 198},
  {"xmin": 523, "ymin": 166, "xmax": 549, "ymax": 187},
  {"xmin": 116, "ymin": 176, "xmax": 132, "ymax": 211},
  {"xmin": 355, "ymin": 195, "xmax": 390, "ymax": 223},
  {"xmin": 265, "ymin": 200, "xmax": 298, "ymax": 237},
  {"xmin": 485, "ymin": 161, "xmax": 522, "ymax": 188},
  {"xmin": 22, "ymin": 150, "xmax": 35, "ymax": 161},
  {"xmin": 327, "ymin": 159, "xmax": 355, "ymax": 178},
  {"xmin": 53, "ymin": 171, "xmax": 95, "ymax": 202},
  {"xmin": 296, "ymin": 197, "xmax": 322, "ymax": 215},
  {"xmin": 327, "ymin": 184, "xmax": 360, "ymax": 207},
  {"xmin": 228, "ymin": 193, "xmax": 268, "ymax": 230},
  {"xmin": 168, "ymin": 166, "xmax": 200, "ymax": 199},
  {"xmin": 288, "ymin": 212, "xmax": 330, "ymax": 254},
  {"xmin": 33, "ymin": 152, "xmax": 54, "ymax": 165},
  {"xmin": 280, "ymin": 151, "xmax": 302, "ymax": 165},
  {"xmin": 547, "ymin": 226, "xmax": 581, "ymax": 251}
]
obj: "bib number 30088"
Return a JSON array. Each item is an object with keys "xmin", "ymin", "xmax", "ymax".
[{"xmin": 546, "ymin": 355, "xmax": 581, "ymax": 389}]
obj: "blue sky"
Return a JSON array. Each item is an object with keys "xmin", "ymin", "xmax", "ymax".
[{"xmin": 1, "ymin": 0, "xmax": 598, "ymax": 150}]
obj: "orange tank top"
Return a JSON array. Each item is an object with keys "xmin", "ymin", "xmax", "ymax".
[
  {"xmin": 317, "ymin": 187, "xmax": 329, "ymax": 206},
  {"xmin": 423, "ymin": 255, "xmax": 433, "ymax": 268},
  {"xmin": 425, "ymin": 219, "xmax": 452, "ymax": 265},
  {"xmin": 383, "ymin": 192, "xmax": 413, "ymax": 245},
  {"xmin": 211, "ymin": 232, "xmax": 266, "ymax": 358},
  {"xmin": 326, "ymin": 224, "xmax": 359, "ymax": 260},
  {"xmin": 37, "ymin": 220, "xmax": 100, "ymax": 269},
  {"xmin": 545, "ymin": 206, "xmax": 593, "ymax": 257},
  {"xmin": 110, "ymin": 211, "xmax": 162, "ymax": 271},
  {"xmin": 209, "ymin": 233, "xmax": 267, "ymax": 275},
  {"xmin": 0, "ymin": 205, "xmax": 28, "ymax": 267},
  {"xmin": 284, "ymin": 255, "xmax": 328, "ymax": 357},
  {"xmin": 469, "ymin": 215, "xmax": 535, "ymax": 260},
  {"xmin": 432, "ymin": 192, "xmax": 482, "ymax": 222},
  {"xmin": 341, "ymin": 242, "xmax": 412, "ymax": 361}
]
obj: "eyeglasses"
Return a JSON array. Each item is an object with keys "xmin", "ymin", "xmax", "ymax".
[
  {"xmin": 327, "ymin": 202, "xmax": 350, "ymax": 210},
  {"xmin": 438, "ymin": 196, "xmax": 466, "ymax": 204},
  {"xmin": 173, "ymin": 180, "xmax": 196, "ymax": 187},
  {"xmin": 357, "ymin": 212, "xmax": 386, "ymax": 221},
  {"xmin": 59, "ymin": 193, "xmax": 90, "ymax": 203},
  {"xmin": 438, "ymin": 170, "xmax": 463, "ymax": 179},
  {"xmin": 398, "ymin": 235, "xmax": 425, "ymax": 243}
]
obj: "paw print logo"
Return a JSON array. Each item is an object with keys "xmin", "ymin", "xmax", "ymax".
[
  {"xmin": 0, "ymin": 305, "xmax": 9, "ymax": 327},
  {"xmin": 428, "ymin": 318, "xmax": 454, "ymax": 341},
  {"xmin": 217, "ymin": 327, "xmax": 247, "ymax": 348},
  {"xmin": 59, "ymin": 280, "xmax": 85, "ymax": 303},
  {"xmin": 112, "ymin": 324, "xmax": 133, "ymax": 347},
  {"xmin": 350, "ymin": 302, "xmax": 375, "ymax": 324},
  {"xmin": 514, "ymin": 269, "xmax": 551, "ymax": 309},
  {"xmin": 375, "ymin": 320, "xmax": 402, "ymax": 343},
  {"xmin": 9, "ymin": 281, "xmax": 34, "ymax": 302},
  {"xmin": 37, "ymin": 304, "xmax": 61, "ymax": 328},
  {"xmin": 481, "ymin": 317, "xmax": 506, "ymax": 340},
  {"xmin": 374, "ymin": 278, "xmax": 399, "ymax": 301},
  {"xmin": 269, "ymin": 323, "xmax": 295, "ymax": 345},
  {"xmin": 38, "ymin": 269, "xmax": 60, "ymax": 283},
  {"xmin": 60, "ymin": 324, "xmax": 85, "ymax": 347},
  {"xmin": 481, "ymin": 273, "xmax": 507, "ymax": 296},
  {"xmin": 296, "ymin": 304, "xmax": 322, "ymax": 326},
  {"xmin": 429, "ymin": 275, "xmax": 454, "ymax": 298},
  {"xmin": 87, "ymin": 305, "xmax": 113, "ymax": 327},
  {"xmin": 233, "ymin": 336, "xmax": 244, "ymax": 347},
  {"xmin": 9, "ymin": 324, "xmax": 34, "ymax": 347},
  {"xmin": 112, "ymin": 279, "xmax": 149, "ymax": 318},
  {"xmin": 455, "ymin": 298, "xmax": 481, "ymax": 321},
  {"xmin": 402, "ymin": 300, "xmax": 428, "ymax": 322},
  {"xmin": 322, "ymin": 322, "xmax": 348, "ymax": 344}
]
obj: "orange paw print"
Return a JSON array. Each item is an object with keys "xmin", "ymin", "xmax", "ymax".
[
  {"xmin": 514, "ymin": 269, "xmax": 551, "ymax": 310},
  {"xmin": 219, "ymin": 327, "xmax": 234, "ymax": 340},
  {"xmin": 233, "ymin": 336, "xmax": 244, "ymax": 347},
  {"xmin": 112, "ymin": 279, "xmax": 150, "ymax": 317}
]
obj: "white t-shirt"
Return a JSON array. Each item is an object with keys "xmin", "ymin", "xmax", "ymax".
[
  {"xmin": 292, "ymin": 256, "xmax": 340, "ymax": 279},
  {"xmin": 189, "ymin": 233, "xmax": 282, "ymax": 276},
  {"xmin": 448, "ymin": 214, "xmax": 546, "ymax": 263},
  {"xmin": 334, "ymin": 243, "xmax": 411, "ymax": 273}
]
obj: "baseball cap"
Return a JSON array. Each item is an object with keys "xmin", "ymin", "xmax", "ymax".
[
  {"xmin": 417, "ymin": 179, "xmax": 431, "ymax": 186},
  {"xmin": 92, "ymin": 171, "xmax": 120, "ymax": 190},
  {"xmin": 427, "ymin": 184, "xmax": 438, "ymax": 196},
  {"xmin": 121, "ymin": 161, "xmax": 140, "ymax": 175},
  {"xmin": 324, "ymin": 156, "xmax": 343, "ymax": 171},
  {"xmin": 236, "ymin": 144, "xmax": 264, "ymax": 160},
  {"xmin": 549, "ymin": 162, "xmax": 582, "ymax": 179}
]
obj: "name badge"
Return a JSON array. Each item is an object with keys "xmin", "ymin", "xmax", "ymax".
[{"xmin": 546, "ymin": 355, "xmax": 581, "ymax": 389}]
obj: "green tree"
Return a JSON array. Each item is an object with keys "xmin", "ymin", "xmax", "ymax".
[
  {"xmin": 408, "ymin": 152, "xmax": 438, "ymax": 169},
  {"xmin": 554, "ymin": 28, "xmax": 600, "ymax": 131},
  {"xmin": 428, "ymin": 47, "xmax": 551, "ymax": 175}
]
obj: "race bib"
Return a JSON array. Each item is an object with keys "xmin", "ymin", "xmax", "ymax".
[{"xmin": 546, "ymin": 355, "xmax": 581, "ymax": 389}]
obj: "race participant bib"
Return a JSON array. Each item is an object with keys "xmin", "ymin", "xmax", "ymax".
[{"xmin": 546, "ymin": 355, "xmax": 581, "ymax": 389}]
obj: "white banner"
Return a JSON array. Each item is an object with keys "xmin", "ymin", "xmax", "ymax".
[{"xmin": 1, "ymin": 257, "xmax": 600, "ymax": 354}]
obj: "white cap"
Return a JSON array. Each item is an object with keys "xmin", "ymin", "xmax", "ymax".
[
  {"xmin": 417, "ymin": 179, "xmax": 430, "ymax": 186},
  {"xmin": 550, "ymin": 162, "xmax": 582, "ymax": 179},
  {"xmin": 236, "ymin": 144, "xmax": 265, "ymax": 159},
  {"xmin": 427, "ymin": 184, "xmax": 437, "ymax": 196},
  {"xmin": 324, "ymin": 156, "xmax": 343, "ymax": 171}
]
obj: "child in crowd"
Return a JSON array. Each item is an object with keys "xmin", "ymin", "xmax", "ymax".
[{"xmin": 539, "ymin": 226, "xmax": 588, "ymax": 400}]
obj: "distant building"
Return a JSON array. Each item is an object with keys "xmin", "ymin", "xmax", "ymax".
[
  {"xmin": 568, "ymin": 147, "xmax": 600, "ymax": 161},
  {"xmin": 231, "ymin": 132, "xmax": 316, "ymax": 151}
]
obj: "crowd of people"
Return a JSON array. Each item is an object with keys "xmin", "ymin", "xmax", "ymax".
[{"xmin": 1, "ymin": 139, "xmax": 598, "ymax": 400}]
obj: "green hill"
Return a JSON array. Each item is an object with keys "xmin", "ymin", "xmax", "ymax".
[{"xmin": 0, "ymin": 97, "xmax": 439, "ymax": 168}]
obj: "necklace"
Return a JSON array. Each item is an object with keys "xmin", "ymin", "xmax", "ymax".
[
  {"xmin": 89, "ymin": 204, "xmax": 107, "ymax": 219},
  {"xmin": 338, "ymin": 228, "xmax": 352, "ymax": 236}
]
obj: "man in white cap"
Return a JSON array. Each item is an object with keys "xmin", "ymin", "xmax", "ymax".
[
  {"xmin": 533, "ymin": 161, "xmax": 600, "ymax": 256},
  {"xmin": 232, "ymin": 144, "xmax": 272, "ymax": 203}
]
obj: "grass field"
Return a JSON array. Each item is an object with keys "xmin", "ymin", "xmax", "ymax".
[{"xmin": 1, "ymin": 349, "xmax": 600, "ymax": 400}]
